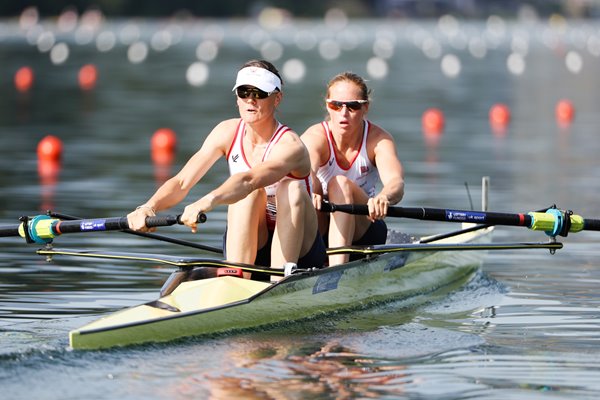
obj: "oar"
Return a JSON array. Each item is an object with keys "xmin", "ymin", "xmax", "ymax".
[
  {"xmin": 0, "ymin": 213, "xmax": 206, "ymax": 244},
  {"xmin": 321, "ymin": 202, "xmax": 600, "ymax": 237},
  {"xmin": 49, "ymin": 211, "xmax": 223, "ymax": 255}
]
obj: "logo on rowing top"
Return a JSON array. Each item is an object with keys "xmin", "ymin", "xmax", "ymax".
[
  {"xmin": 232, "ymin": 154, "xmax": 240, "ymax": 163},
  {"xmin": 360, "ymin": 166, "xmax": 369, "ymax": 174},
  {"xmin": 328, "ymin": 157, "xmax": 334, "ymax": 166}
]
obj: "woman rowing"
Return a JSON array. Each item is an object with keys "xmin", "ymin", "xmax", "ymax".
[
  {"xmin": 128, "ymin": 60, "xmax": 326, "ymax": 277},
  {"xmin": 301, "ymin": 72, "xmax": 405, "ymax": 266}
]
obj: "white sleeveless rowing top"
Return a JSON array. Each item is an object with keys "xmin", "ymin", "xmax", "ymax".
[
  {"xmin": 227, "ymin": 119, "xmax": 311, "ymax": 229},
  {"xmin": 316, "ymin": 120, "xmax": 379, "ymax": 198}
]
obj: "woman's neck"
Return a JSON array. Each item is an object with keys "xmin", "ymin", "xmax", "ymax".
[
  {"xmin": 331, "ymin": 121, "xmax": 363, "ymax": 151},
  {"xmin": 245, "ymin": 118, "xmax": 279, "ymax": 146}
]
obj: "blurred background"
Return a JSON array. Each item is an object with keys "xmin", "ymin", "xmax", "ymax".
[{"xmin": 1, "ymin": 0, "xmax": 600, "ymax": 18}]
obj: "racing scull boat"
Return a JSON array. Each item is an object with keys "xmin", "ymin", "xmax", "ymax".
[{"xmin": 60, "ymin": 225, "xmax": 498, "ymax": 349}]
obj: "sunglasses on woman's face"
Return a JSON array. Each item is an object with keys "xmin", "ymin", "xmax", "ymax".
[
  {"xmin": 236, "ymin": 86, "xmax": 278, "ymax": 99},
  {"xmin": 326, "ymin": 99, "xmax": 369, "ymax": 112}
]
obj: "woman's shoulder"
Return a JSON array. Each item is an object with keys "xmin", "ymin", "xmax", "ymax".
[
  {"xmin": 365, "ymin": 121, "xmax": 398, "ymax": 160},
  {"xmin": 367, "ymin": 120, "xmax": 394, "ymax": 142},
  {"xmin": 205, "ymin": 118, "xmax": 241, "ymax": 149},
  {"xmin": 214, "ymin": 118, "xmax": 242, "ymax": 131},
  {"xmin": 300, "ymin": 121, "xmax": 328, "ymax": 141}
]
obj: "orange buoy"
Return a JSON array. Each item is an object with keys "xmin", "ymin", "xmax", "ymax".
[
  {"xmin": 489, "ymin": 103, "xmax": 511, "ymax": 127},
  {"xmin": 422, "ymin": 108, "xmax": 445, "ymax": 135},
  {"xmin": 151, "ymin": 128, "xmax": 177, "ymax": 153},
  {"xmin": 555, "ymin": 99, "xmax": 574, "ymax": 124},
  {"xmin": 78, "ymin": 64, "xmax": 98, "ymax": 90},
  {"xmin": 15, "ymin": 66, "xmax": 34, "ymax": 92},
  {"xmin": 37, "ymin": 135, "xmax": 63, "ymax": 162}
]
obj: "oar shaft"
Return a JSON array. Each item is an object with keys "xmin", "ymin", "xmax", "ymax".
[
  {"xmin": 0, "ymin": 213, "xmax": 206, "ymax": 244},
  {"xmin": 53, "ymin": 216, "xmax": 130, "ymax": 234},
  {"xmin": 0, "ymin": 225, "xmax": 20, "ymax": 237},
  {"xmin": 392, "ymin": 206, "xmax": 531, "ymax": 227},
  {"xmin": 322, "ymin": 202, "xmax": 600, "ymax": 236},
  {"xmin": 584, "ymin": 219, "xmax": 600, "ymax": 231},
  {"xmin": 326, "ymin": 204, "xmax": 531, "ymax": 227},
  {"xmin": 52, "ymin": 215, "xmax": 182, "ymax": 234}
]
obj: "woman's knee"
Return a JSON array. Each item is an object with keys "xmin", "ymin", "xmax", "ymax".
[
  {"xmin": 276, "ymin": 179, "xmax": 308, "ymax": 208},
  {"xmin": 230, "ymin": 188, "xmax": 266, "ymax": 211},
  {"xmin": 328, "ymin": 175, "xmax": 356, "ymax": 201},
  {"xmin": 228, "ymin": 188, "xmax": 266, "ymax": 226}
]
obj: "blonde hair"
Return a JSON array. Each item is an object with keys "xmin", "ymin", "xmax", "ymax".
[{"xmin": 326, "ymin": 72, "xmax": 371, "ymax": 101}]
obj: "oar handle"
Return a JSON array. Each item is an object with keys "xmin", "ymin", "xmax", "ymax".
[
  {"xmin": 145, "ymin": 215, "xmax": 180, "ymax": 228},
  {"xmin": 0, "ymin": 212, "xmax": 207, "ymax": 244},
  {"xmin": 146, "ymin": 213, "xmax": 208, "ymax": 227}
]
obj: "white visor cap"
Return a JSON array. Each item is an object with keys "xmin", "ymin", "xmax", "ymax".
[{"xmin": 232, "ymin": 67, "xmax": 282, "ymax": 93}]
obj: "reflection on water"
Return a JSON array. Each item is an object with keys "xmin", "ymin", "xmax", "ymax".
[
  {"xmin": 201, "ymin": 341, "xmax": 600, "ymax": 398},
  {"xmin": 1, "ymin": 14, "xmax": 600, "ymax": 400}
]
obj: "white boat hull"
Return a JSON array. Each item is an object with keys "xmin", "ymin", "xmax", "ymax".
[{"xmin": 69, "ymin": 226, "xmax": 493, "ymax": 349}]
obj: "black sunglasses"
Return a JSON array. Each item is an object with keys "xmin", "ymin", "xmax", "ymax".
[
  {"xmin": 326, "ymin": 99, "xmax": 369, "ymax": 112},
  {"xmin": 236, "ymin": 86, "xmax": 278, "ymax": 99}
]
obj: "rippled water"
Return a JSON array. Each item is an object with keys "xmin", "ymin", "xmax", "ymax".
[{"xmin": 1, "ymin": 17, "xmax": 600, "ymax": 399}]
